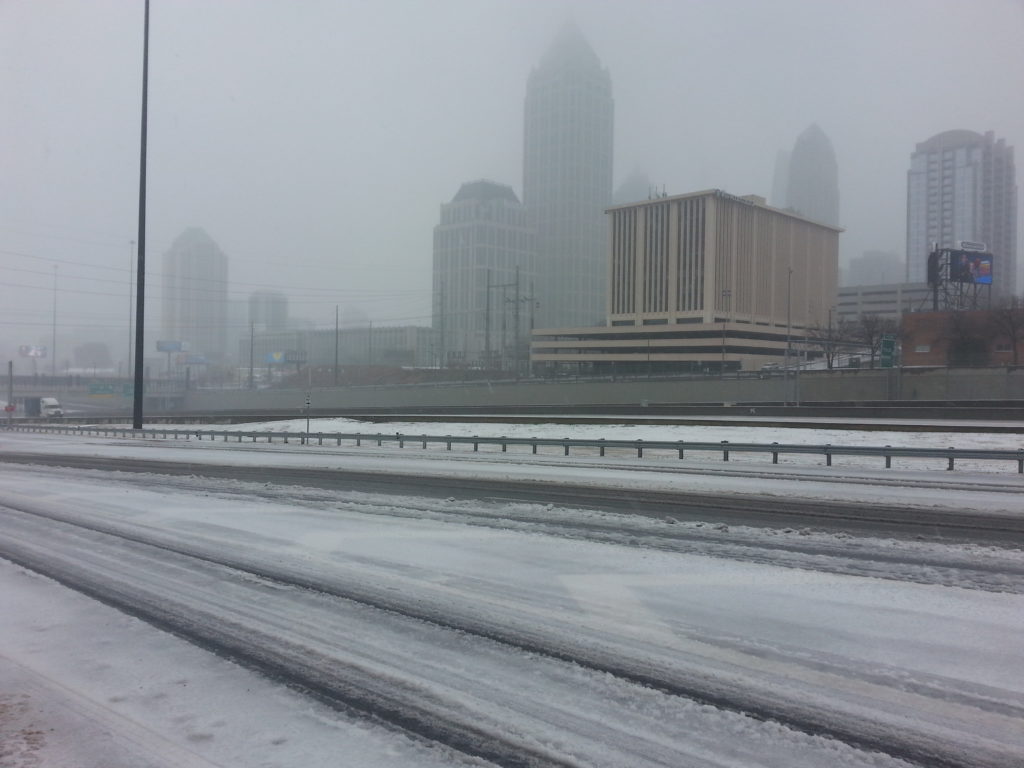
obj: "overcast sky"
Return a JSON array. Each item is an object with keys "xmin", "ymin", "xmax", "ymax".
[{"xmin": 2, "ymin": 0, "xmax": 1022, "ymax": 370}]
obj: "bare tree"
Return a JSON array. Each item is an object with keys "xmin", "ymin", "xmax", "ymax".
[
  {"xmin": 989, "ymin": 296, "xmax": 1024, "ymax": 366},
  {"xmin": 807, "ymin": 318, "xmax": 857, "ymax": 369},
  {"xmin": 856, "ymin": 313, "xmax": 899, "ymax": 368}
]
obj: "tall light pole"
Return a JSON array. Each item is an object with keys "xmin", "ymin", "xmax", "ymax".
[
  {"xmin": 785, "ymin": 268, "xmax": 792, "ymax": 405},
  {"xmin": 333, "ymin": 304, "xmax": 339, "ymax": 385},
  {"xmin": 127, "ymin": 240, "xmax": 135, "ymax": 378},
  {"xmin": 132, "ymin": 0, "xmax": 150, "ymax": 430},
  {"xmin": 720, "ymin": 288, "xmax": 732, "ymax": 378}
]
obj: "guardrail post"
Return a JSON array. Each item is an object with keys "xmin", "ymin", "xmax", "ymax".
[
  {"xmin": 825, "ymin": 445, "xmax": 832, "ymax": 467},
  {"xmin": 771, "ymin": 442, "xmax": 778, "ymax": 464},
  {"xmin": 474, "ymin": 438, "xmax": 479, "ymax": 452},
  {"xmin": 223, "ymin": 432, "xmax": 228, "ymax": 442},
  {"xmin": 501, "ymin": 438, "xmax": 507, "ymax": 453},
  {"xmin": 377, "ymin": 434, "xmax": 382, "ymax": 447},
  {"xmin": 1018, "ymin": 451, "xmax": 1023, "ymax": 474},
  {"xmin": 677, "ymin": 442, "xmax": 683, "ymax": 459},
  {"xmin": 318, "ymin": 433, "xmax": 323, "ymax": 446},
  {"xmin": 399, "ymin": 434, "xmax": 404, "ymax": 449},
  {"xmin": 284, "ymin": 435, "xmax": 289, "ymax": 444},
  {"xmin": 446, "ymin": 436, "xmax": 452, "ymax": 451},
  {"xmin": 422, "ymin": 435, "xmax": 427, "ymax": 449},
  {"xmin": 600, "ymin": 439, "xmax": 606, "ymax": 457},
  {"xmin": 947, "ymin": 448, "xmax": 955, "ymax": 471},
  {"xmin": 356, "ymin": 435, "xmax": 362, "ymax": 447},
  {"xmin": 532, "ymin": 441, "xmax": 537, "ymax": 455},
  {"xmin": 636, "ymin": 440, "xmax": 643, "ymax": 458},
  {"xmin": 885, "ymin": 446, "xmax": 891, "ymax": 469},
  {"xmin": 721, "ymin": 441, "xmax": 729, "ymax": 461},
  {"xmin": 563, "ymin": 439, "xmax": 569, "ymax": 456},
  {"xmin": 336, "ymin": 435, "xmax": 341, "ymax": 446},
  {"xmin": 237, "ymin": 433, "xmax": 242, "ymax": 442}
]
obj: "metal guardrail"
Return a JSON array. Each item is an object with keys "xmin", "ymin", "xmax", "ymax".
[{"xmin": 8, "ymin": 423, "xmax": 1024, "ymax": 473}]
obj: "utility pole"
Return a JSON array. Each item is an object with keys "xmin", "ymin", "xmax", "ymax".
[
  {"xmin": 51, "ymin": 265, "xmax": 57, "ymax": 379},
  {"xmin": 484, "ymin": 268, "xmax": 492, "ymax": 369},
  {"xmin": 720, "ymin": 288, "xmax": 732, "ymax": 378},
  {"xmin": 7, "ymin": 361, "xmax": 13, "ymax": 427},
  {"xmin": 438, "ymin": 283, "xmax": 446, "ymax": 368},
  {"xmin": 513, "ymin": 267, "xmax": 521, "ymax": 377},
  {"xmin": 528, "ymin": 280, "xmax": 536, "ymax": 378},
  {"xmin": 333, "ymin": 304, "xmax": 339, "ymax": 385},
  {"xmin": 248, "ymin": 321, "xmax": 255, "ymax": 389},
  {"xmin": 785, "ymin": 267, "xmax": 792, "ymax": 406},
  {"xmin": 132, "ymin": 0, "xmax": 150, "ymax": 430}
]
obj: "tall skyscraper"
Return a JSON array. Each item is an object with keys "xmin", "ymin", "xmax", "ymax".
[
  {"xmin": 161, "ymin": 227, "xmax": 229, "ymax": 365},
  {"xmin": 523, "ymin": 24, "xmax": 613, "ymax": 329},
  {"xmin": 432, "ymin": 180, "xmax": 536, "ymax": 369},
  {"xmin": 785, "ymin": 124, "xmax": 840, "ymax": 227},
  {"xmin": 906, "ymin": 130, "xmax": 1017, "ymax": 297}
]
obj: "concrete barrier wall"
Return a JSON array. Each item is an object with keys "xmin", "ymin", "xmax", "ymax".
[{"xmin": 182, "ymin": 367, "xmax": 1024, "ymax": 413}]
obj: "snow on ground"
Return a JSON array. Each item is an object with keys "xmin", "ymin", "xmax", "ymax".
[{"xmin": 4, "ymin": 460, "xmax": 1023, "ymax": 766}]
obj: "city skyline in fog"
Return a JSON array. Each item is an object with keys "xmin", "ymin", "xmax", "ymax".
[{"xmin": 2, "ymin": 0, "xmax": 1022, "ymax": 371}]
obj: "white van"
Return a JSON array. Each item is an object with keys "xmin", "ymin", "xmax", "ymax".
[{"xmin": 40, "ymin": 397, "xmax": 64, "ymax": 417}]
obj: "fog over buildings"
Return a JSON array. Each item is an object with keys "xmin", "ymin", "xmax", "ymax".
[
  {"xmin": 906, "ymin": 129, "xmax": 1017, "ymax": 297},
  {"xmin": 1, "ymin": 0, "xmax": 1022, "ymax": 374}
]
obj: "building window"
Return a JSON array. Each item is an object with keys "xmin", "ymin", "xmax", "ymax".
[{"xmin": 914, "ymin": 345, "xmax": 930, "ymax": 353}]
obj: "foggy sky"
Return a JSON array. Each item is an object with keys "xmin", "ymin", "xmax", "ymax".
[{"xmin": 2, "ymin": 0, "xmax": 1022, "ymax": 371}]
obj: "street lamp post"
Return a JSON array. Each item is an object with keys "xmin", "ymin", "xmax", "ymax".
[
  {"xmin": 132, "ymin": 0, "xmax": 150, "ymax": 430},
  {"xmin": 720, "ymin": 289, "xmax": 732, "ymax": 378},
  {"xmin": 785, "ymin": 268, "xmax": 792, "ymax": 405}
]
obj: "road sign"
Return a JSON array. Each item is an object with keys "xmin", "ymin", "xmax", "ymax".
[{"xmin": 880, "ymin": 334, "xmax": 897, "ymax": 368}]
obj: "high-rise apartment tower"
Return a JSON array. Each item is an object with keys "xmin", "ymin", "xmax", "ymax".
[
  {"xmin": 161, "ymin": 227, "xmax": 229, "ymax": 365},
  {"xmin": 523, "ymin": 24, "xmax": 613, "ymax": 329},
  {"xmin": 906, "ymin": 129, "xmax": 1017, "ymax": 297}
]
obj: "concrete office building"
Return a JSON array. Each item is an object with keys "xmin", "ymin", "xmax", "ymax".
[
  {"xmin": 523, "ymin": 23, "xmax": 614, "ymax": 329},
  {"xmin": 906, "ymin": 130, "xmax": 1017, "ymax": 296},
  {"xmin": 836, "ymin": 282, "xmax": 932, "ymax": 323},
  {"xmin": 160, "ymin": 227, "xmax": 228, "ymax": 365},
  {"xmin": 248, "ymin": 290, "xmax": 288, "ymax": 331},
  {"xmin": 785, "ymin": 124, "xmax": 840, "ymax": 228},
  {"xmin": 432, "ymin": 180, "xmax": 536, "ymax": 370},
  {"xmin": 531, "ymin": 189, "xmax": 841, "ymax": 374}
]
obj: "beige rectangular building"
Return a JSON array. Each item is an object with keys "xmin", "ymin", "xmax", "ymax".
[{"xmin": 532, "ymin": 189, "xmax": 841, "ymax": 374}]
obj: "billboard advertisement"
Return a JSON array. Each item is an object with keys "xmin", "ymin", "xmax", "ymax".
[
  {"xmin": 949, "ymin": 250, "xmax": 993, "ymax": 285},
  {"xmin": 18, "ymin": 345, "xmax": 47, "ymax": 358},
  {"xmin": 156, "ymin": 340, "xmax": 183, "ymax": 352}
]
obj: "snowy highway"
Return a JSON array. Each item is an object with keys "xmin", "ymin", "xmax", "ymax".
[{"xmin": 2, "ymin": 426, "xmax": 1024, "ymax": 767}]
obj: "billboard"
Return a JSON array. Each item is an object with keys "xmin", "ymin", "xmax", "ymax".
[
  {"xmin": 19, "ymin": 345, "xmax": 47, "ymax": 358},
  {"xmin": 949, "ymin": 250, "xmax": 993, "ymax": 285},
  {"xmin": 156, "ymin": 340, "xmax": 183, "ymax": 352}
]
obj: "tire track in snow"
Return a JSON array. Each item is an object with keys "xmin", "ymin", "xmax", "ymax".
[{"xmin": 1, "ymin": 499, "xmax": 1021, "ymax": 768}]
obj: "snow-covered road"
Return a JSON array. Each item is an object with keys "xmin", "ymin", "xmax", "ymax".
[{"xmin": 1, "ymin": 428, "xmax": 1023, "ymax": 767}]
